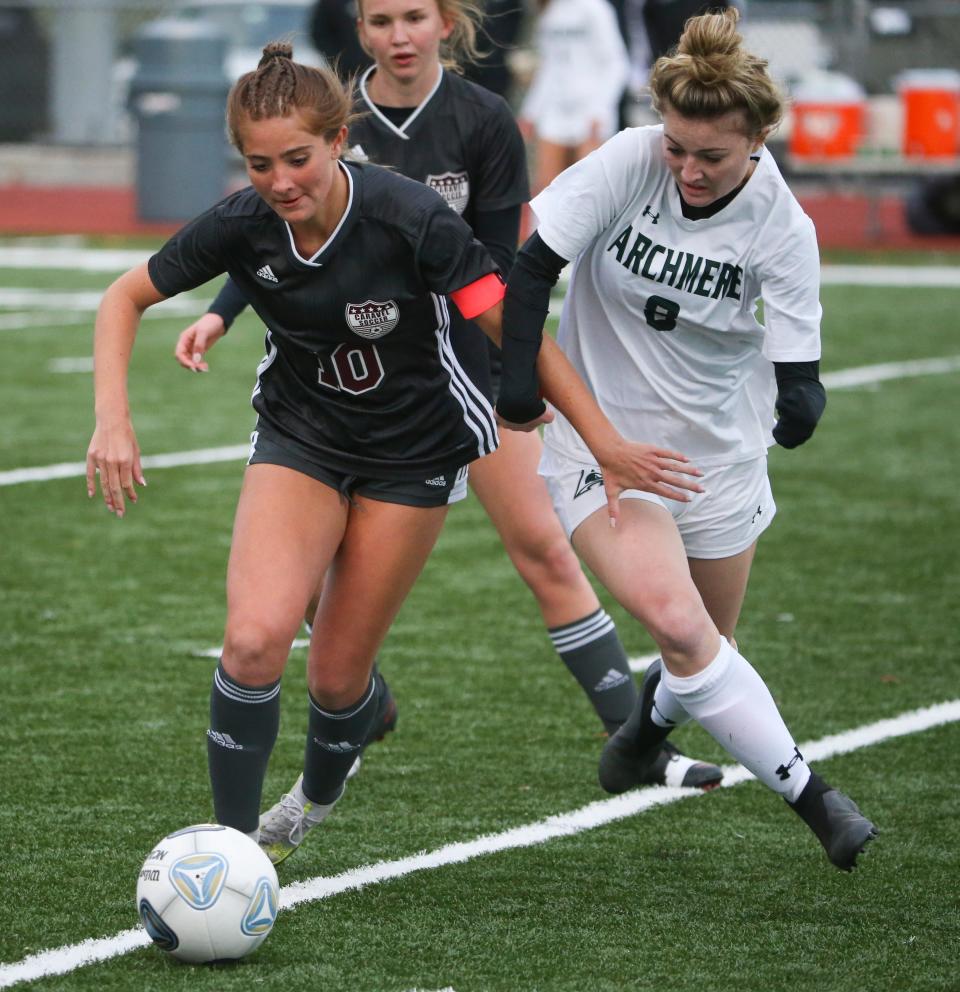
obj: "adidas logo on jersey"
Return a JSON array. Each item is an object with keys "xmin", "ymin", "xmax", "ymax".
[
  {"xmin": 594, "ymin": 669, "xmax": 630, "ymax": 692},
  {"xmin": 256, "ymin": 264, "xmax": 279, "ymax": 283},
  {"xmin": 349, "ymin": 144, "xmax": 369, "ymax": 161},
  {"xmin": 206, "ymin": 730, "xmax": 243, "ymax": 750},
  {"xmin": 424, "ymin": 475, "xmax": 447, "ymax": 487}
]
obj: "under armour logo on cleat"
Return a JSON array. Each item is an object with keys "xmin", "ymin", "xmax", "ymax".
[
  {"xmin": 776, "ymin": 745, "xmax": 804, "ymax": 780},
  {"xmin": 256, "ymin": 264, "xmax": 279, "ymax": 283}
]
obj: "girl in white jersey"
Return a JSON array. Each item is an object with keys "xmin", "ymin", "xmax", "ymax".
[{"xmin": 497, "ymin": 9, "xmax": 877, "ymax": 871}]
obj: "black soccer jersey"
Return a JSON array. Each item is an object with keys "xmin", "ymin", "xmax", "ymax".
[
  {"xmin": 352, "ymin": 68, "xmax": 529, "ymax": 229},
  {"xmin": 148, "ymin": 162, "xmax": 499, "ymax": 480},
  {"xmin": 351, "ymin": 68, "xmax": 529, "ymax": 391}
]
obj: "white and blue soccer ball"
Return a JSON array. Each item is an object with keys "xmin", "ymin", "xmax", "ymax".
[{"xmin": 136, "ymin": 823, "xmax": 279, "ymax": 963}]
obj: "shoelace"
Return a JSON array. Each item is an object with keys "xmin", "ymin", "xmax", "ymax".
[{"xmin": 264, "ymin": 791, "xmax": 312, "ymax": 845}]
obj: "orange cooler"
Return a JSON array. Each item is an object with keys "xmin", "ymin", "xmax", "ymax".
[
  {"xmin": 790, "ymin": 74, "xmax": 866, "ymax": 158},
  {"xmin": 898, "ymin": 69, "xmax": 960, "ymax": 157}
]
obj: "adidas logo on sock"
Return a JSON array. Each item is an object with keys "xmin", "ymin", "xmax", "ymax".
[
  {"xmin": 594, "ymin": 669, "xmax": 630, "ymax": 692},
  {"xmin": 314, "ymin": 738, "xmax": 362, "ymax": 754},
  {"xmin": 207, "ymin": 730, "xmax": 243, "ymax": 750},
  {"xmin": 256, "ymin": 264, "xmax": 279, "ymax": 283}
]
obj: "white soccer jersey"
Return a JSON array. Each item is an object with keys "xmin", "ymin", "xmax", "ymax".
[
  {"xmin": 532, "ymin": 125, "xmax": 822, "ymax": 467},
  {"xmin": 519, "ymin": 0, "xmax": 629, "ymax": 145}
]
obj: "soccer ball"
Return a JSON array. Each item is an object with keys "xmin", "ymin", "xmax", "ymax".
[{"xmin": 136, "ymin": 823, "xmax": 279, "ymax": 963}]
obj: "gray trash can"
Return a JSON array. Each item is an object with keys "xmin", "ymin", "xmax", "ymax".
[{"xmin": 130, "ymin": 19, "xmax": 231, "ymax": 222}]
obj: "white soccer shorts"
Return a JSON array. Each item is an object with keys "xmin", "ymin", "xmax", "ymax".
[{"xmin": 540, "ymin": 445, "xmax": 776, "ymax": 559}]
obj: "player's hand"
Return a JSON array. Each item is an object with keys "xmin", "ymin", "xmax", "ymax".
[
  {"xmin": 496, "ymin": 406, "xmax": 555, "ymax": 433},
  {"xmin": 174, "ymin": 313, "xmax": 227, "ymax": 372},
  {"xmin": 598, "ymin": 439, "xmax": 704, "ymax": 527},
  {"xmin": 86, "ymin": 416, "xmax": 145, "ymax": 518}
]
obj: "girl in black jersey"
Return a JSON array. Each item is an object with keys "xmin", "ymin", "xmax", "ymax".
[
  {"xmin": 86, "ymin": 44, "xmax": 512, "ymax": 865},
  {"xmin": 87, "ymin": 39, "xmax": 696, "ymax": 868},
  {"xmin": 176, "ymin": 0, "xmax": 722, "ymax": 809}
]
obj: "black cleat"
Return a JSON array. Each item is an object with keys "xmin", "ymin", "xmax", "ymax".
[
  {"xmin": 347, "ymin": 670, "xmax": 398, "ymax": 780},
  {"xmin": 788, "ymin": 772, "xmax": 878, "ymax": 871},
  {"xmin": 600, "ymin": 737, "xmax": 723, "ymax": 793},
  {"xmin": 599, "ymin": 658, "xmax": 722, "ymax": 794}
]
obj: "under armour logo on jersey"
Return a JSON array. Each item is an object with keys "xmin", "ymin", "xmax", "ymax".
[
  {"xmin": 776, "ymin": 746, "xmax": 804, "ymax": 780},
  {"xmin": 256, "ymin": 264, "xmax": 279, "ymax": 283},
  {"xmin": 642, "ymin": 205, "xmax": 660, "ymax": 224},
  {"xmin": 574, "ymin": 468, "xmax": 604, "ymax": 499}
]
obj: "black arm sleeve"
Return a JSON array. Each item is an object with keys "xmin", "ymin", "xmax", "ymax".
[
  {"xmin": 772, "ymin": 360, "xmax": 827, "ymax": 449},
  {"xmin": 471, "ymin": 204, "xmax": 522, "ymax": 279},
  {"xmin": 207, "ymin": 277, "xmax": 250, "ymax": 332},
  {"xmin": 496, "ymin": 232, "xmax": 569, "ymax": 424}
]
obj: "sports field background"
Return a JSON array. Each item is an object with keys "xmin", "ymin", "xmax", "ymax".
[{"xmin": 1, "ymin": 240, "xmax": 958, "ymax": 991}]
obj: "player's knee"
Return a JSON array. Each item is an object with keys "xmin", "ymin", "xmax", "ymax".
[
  {"xmin": 222, "ymin": 620, "xmax": 290, "ymax": 685},
  {"xmin": 513, "ymin": 532, "xmax": 582, "ymax": 592},
  {"xmin": 644, "ymin": 594, "xmax": 709, "ymax": 659},
  {"xmin": 307, "ymin": 667, "xmax": 371, "ymax": 711}
]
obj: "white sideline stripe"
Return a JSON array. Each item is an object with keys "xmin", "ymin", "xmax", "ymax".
[
  {"xmin": 2, "ymin": 698, "xmax": 958, "ymax": 989},
  {"xmin": 2, "ymin": 247, "xmax": 959, "ymax": 288},
  {"xmin": 628, "ymin": 653, "xmax": 658, "ymax": 673},
  {"xmin": 821, "ymin": 355, "xmax": 960, "ymax": 389},
  {"xmin": 3, "ymin": 353, "xmax": 959, "ymax": 489},
  {"xmin": 0, "ymin": 307, "xmax": 207, "ymax": 333},
  {"xmin": 0, "ymin": 288, "xmax": 210, "ymax": 313},
  {"xmin": 0, "ymin": 445, "xmax": 249, "ymax": 487},
  {"xmin": 48, "ymin": 357, "xmax": 94, "ymax": 374},
  {"xmin": 819, "ymin": 265, "xmax": 960, "ymax": 288}
]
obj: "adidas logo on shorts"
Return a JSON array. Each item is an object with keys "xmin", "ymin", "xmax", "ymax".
[{"xmin": 424, "ymin": 475, "xmax": 447, "ymax": 487}]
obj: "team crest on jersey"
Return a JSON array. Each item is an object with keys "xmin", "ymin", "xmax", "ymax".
[
  {"xmin": 426, "ymin": 171, "xmax": 469, "ymax": 214},
  {"xmin": 345, "ymin": 300, "xmax": 400, "ymax": 339}
]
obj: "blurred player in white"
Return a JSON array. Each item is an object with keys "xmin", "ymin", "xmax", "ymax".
[
  {"xmin": 519, "ymin": 0, "xmax": 630, "ymax": 196},
  {"xmin": 497, "ymin": 8, "xmax": 878, "ymax": 870}
]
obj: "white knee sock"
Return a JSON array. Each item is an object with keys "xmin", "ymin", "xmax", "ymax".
[
  {"xmin": 651, "ymin": 676, "xmax": 691, "ymax": 728},
  {"xmin": 662, "ymin": 639, "xmax": 811, "ymax": 801}
]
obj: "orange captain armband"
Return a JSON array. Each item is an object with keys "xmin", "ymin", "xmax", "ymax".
[{"xmin": 450, "ymin": 271, "xmax": 505, "ymax": 319}]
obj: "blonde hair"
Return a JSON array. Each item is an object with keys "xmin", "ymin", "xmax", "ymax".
[
  {"xmin": 356, "ymin": 0, "xmax": 485, "ymax": 73},
  {"xmin": 648, "ymin": 8, "xmax": 783, "ymax": 137},
  {"xmin": 226, "ymin": 42, "xmax": 357, "ymax": 150}
]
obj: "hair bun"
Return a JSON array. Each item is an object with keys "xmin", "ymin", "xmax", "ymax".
[{"xmin": 258, "ymin": 41, "xmax": 293, "ymax": 68}]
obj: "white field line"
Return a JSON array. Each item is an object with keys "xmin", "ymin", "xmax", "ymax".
[
  {"xmin": 0, "ymin": 445, "xmax": 249, "ymax": 488},
  {"xmin": 48, "ymin": 357, "xmax": 95, "ymax": 374},
  {"xmin": 0, "ymin": 288, "xmax": 209, "ymax": 313},
  {"xmin": 3, "ymin": 246, "xmax": 959, "ymax": 288},
  {"xmin": 0, "ymin": 306, "xmax": 209, "ymax": 333},
  {"xmin": 3, "ymin": 350, "xmax": 958, "ymax": 490},
  {"xmin": 1, "ymin": 698, "xmax": 958, "ymax": 990},
  {"xmin": 821, "ymin": 355, "xmax": 960, "ymax": 389}
]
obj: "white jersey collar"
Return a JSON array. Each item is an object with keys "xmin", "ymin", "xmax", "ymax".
[
  {"xmin": 284, "ymin": 161, "xmax": 354, "ymax": 266},
  {"xmin": 358, "ymin": 64, "xmax": 444, "ymax": 141}
]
